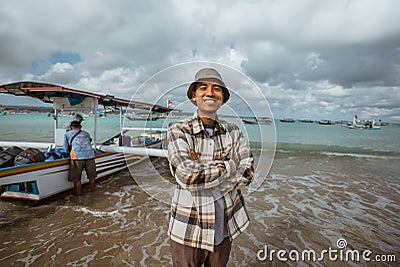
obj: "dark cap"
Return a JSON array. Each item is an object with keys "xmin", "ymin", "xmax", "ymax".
[
  {"xmin": 70, "ymin": 120, "xmax": 82, "ymax": 128},
  {"xmin": 187, "ymin": 68, "xmax": 230, "ymax": 105}
]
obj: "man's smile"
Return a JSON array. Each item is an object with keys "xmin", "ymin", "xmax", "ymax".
[{"xmin": 202, "ymin": 98, "xmax": 220, "ymax": 104}]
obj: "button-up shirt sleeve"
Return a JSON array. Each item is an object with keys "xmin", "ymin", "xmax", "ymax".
[
  {"xmin": 217, "ymin": 124, "xmax": 254, "ymax": 194},
  {"xmin": 167, "ymin": 122, "xmax": 228, "ymax": 191},
  {"xmin": 232, "ymin": 127, "xmax": 254, "ymax": 186}
]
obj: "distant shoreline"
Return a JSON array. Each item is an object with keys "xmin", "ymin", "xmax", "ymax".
[
  {"xmin": 1, "ymin": 104, "xmax": 398, "ymax": 126},
  {"xmin": 0, "ymin": 105, "xmax": 53, "ymax": 113}
]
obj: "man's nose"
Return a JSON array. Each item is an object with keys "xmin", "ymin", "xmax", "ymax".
[{"xmin": 205, "ymin": 85, "xmax": 214, "ymax": 96}]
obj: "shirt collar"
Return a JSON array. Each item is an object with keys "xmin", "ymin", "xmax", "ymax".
[{"xmin": 191, "ymin": 110, "xmax": 227, "ymax": 134}]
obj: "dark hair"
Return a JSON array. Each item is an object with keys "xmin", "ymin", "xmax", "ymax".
[{"xmin": 70, "ymin": 120, "xmax": 82, "ymax": 128}]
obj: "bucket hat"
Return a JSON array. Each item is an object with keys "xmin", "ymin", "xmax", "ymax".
[{"xmin": 187, "ymin": 68, "xmax": 230, "ymax": 105}]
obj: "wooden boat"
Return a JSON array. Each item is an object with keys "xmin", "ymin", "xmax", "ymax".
[
  {"xmin": 101, "ymin": 128, "xmax": 168, "ymax": 150},
  {"xmin": 0, "ymin": 81, "xmax": 172, "ymax": 201},
  {"xmin": 300, "ymin": 119, "xmax": 314, "ymax": 123},
  {"xmin": 126, "ymin": 112, "xmax": 159, "ymax": 121},
  {"xmin": 280, "ymin": 118, "xmax": 295, "ymax": 123},
  {"xmin": 242, "ymin": 118, "xmax": 272, "ymax": 125},
  {"xmin": 318, "ymin": 120, "xmax": 333, "ymax": 125}
]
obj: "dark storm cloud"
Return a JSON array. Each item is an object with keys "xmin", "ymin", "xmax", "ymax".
[{"xmin": 0, "ymin": 0, "xmax": 399, "ymax": 122}]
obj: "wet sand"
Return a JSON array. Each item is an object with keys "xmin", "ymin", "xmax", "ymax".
[{"xmin": 0, "ymin": 153, "xmax": 399, "ymax": 266}]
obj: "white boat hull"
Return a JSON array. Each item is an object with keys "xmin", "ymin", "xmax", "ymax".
[
  {"xmin": 0, "ymin": 152, "xmax": 144, "ymax": 201},
  {"xmin": 0, "ymin": 81, "xmax": 172, "ymax": 201},
  {"xmin": 343, "ymin": 125, "xmax": 381, "ymax": 130}
]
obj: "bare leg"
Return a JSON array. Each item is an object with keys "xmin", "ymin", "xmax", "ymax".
[
  {"xmin": 89, "ymin": 179, "xmax": 96, "ymax": 192},
  {"xmin": 74, "ymin": 181, "xmax": 82, "ymax": 196}
]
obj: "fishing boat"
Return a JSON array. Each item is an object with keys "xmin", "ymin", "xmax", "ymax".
[
  {"xmin": 241, "ymin": 117, "xmax": 272, "ymax": 125},
  {"xmin": 343, "ymin": 115, "xmax": 381, "ymax": 130},
  {"xmin": 126, "ymin": 111, "xmax": 159, "ymax": 121},
  {"xmin": 280, "ymin": 118, "xmax": 295, "ymax": 123},
  {"xmin": 0, "ymin": 81, "xmax": 172, "ymax": 201},
  {"xmin": 300, "ymin": 119, "xmax": 314, "ymax": 123},
  {"xmin": 101, "ymin": 127, "xmax": 168, "ymax": 150},
  {"xmin": 318, "ymin": 119, "xmax": 333, "ymax": 125}
]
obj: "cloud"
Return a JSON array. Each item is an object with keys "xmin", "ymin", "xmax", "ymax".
[
  {"xmin": 24, "ymin": 62, "xmax": 80, "ymax": 85},
  {"xmin": 0, "ymin": 0, "xmax": 399, "ymax": 122}
]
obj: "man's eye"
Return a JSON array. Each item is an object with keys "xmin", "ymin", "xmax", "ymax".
[{"xmin": 213, "ymin": 86, "xmax": 222, "ymax": 92}]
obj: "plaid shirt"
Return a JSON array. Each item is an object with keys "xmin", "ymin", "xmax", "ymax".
[{"xmin": 167, "ymin": 113, "xmax": 254, "ymax": 252}]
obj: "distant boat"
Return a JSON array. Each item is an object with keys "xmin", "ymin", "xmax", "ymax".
[
  {"xmin": 300, "ymin": 119, "xmax": 314, "ymax": 123},
  {"xmin": 242, "ymin": 118, "xmax": 272, "ymax": 125},
  {"xmin": 280, "ymin": 118, "xmax": 295, "ymax": 123},
  {"xmin": 318, "ymin": 120, "xmax": 332, "ymax": 125},
  {"xmin": 127, "ymin": 112, "xmax": 159, "ymax": 121},
  {"xmin": 343, "ymin": 115, "xmax": 381, "ymax": 130}
]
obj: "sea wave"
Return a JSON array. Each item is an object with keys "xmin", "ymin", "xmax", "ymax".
[
  {"xmin": 319, "ymin": 151, "xmax": 396, "ymax": 159},
  {"xmin": 251, "ymin": 142, "xmax": 400, "ymax": 160}
]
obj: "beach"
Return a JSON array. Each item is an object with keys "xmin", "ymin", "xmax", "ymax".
[{"xmin": 0, "ymin": 114, "xmax": 399, "ymax": 266}]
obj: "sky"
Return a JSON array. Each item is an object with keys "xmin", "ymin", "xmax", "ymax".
[{"xmin": 0, "ymin": 0, "xmax": 399, "ymax": 122}]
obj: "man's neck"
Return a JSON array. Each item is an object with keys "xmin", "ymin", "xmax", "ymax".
[{"xmin": 198, "ymin": 111, "xmax": 217, "ymax": 125}]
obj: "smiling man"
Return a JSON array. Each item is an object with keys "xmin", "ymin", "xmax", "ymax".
[{"xmin": 167, "ymin": 68, "xmax": 254, "ymax": 266}]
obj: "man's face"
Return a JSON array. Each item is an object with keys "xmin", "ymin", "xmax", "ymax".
[{"xmin": 192, "ymin": 82, "xmax": 224, "ymax": 116}]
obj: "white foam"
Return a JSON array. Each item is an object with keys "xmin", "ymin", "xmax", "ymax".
[
  {"xmin": 320, "ymin": 151, "xmax": 392, "ymax": 159},
  {"xmin": 78, "ymin": 207, "xmax": 120, "ymax": 217}
]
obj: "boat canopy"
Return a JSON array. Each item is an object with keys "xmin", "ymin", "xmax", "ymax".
[
  {"xmin": 0, "ymin": 81, "xmax": 172, "ymax": 113},
  {"xmin": 0, "ymin": 81, "xmax": 173, "ymax": 147}
]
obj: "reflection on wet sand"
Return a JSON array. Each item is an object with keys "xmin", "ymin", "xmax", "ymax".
[{"xmin": 0, "ymin": 154, "xmax": 399, "ymax": 266}]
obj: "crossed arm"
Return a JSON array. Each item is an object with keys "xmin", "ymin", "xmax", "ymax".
[{"xmin": 167, "ymin": 125, "xmax": 254, "ymax": 192}]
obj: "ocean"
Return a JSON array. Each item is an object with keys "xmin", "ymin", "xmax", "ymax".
[{"xmin": 0, "ymin": 113, "xmax": 399, "ymax": 266}]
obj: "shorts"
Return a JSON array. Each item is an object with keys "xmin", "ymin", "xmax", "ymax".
[{"xmin": 68, "ymin": 158, "xmax": 96, "ymax": 182}]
